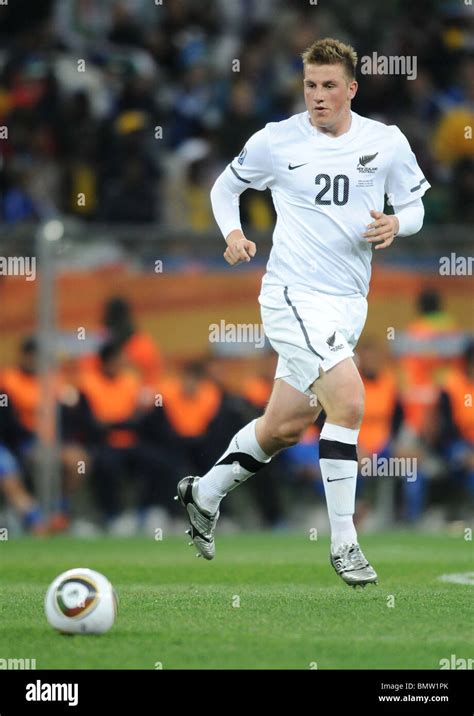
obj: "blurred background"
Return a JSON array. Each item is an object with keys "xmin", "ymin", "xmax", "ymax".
[{"xmin": 0, "ymin": 0, "xmax": 472, "ymax": 538}]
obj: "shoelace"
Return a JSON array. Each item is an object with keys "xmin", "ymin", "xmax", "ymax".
[
  {"xmin": 346, "ymin": 544, "xmax": 368, "ymax": 569},
  {"xmin": 336, "ymin": 544, "xmax": 367, "ymax": 570}
]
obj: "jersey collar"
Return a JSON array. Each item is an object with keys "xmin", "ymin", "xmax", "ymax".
[{"xmin": 302, "ymin": 110, "xmax": 359, "ymax": 146}]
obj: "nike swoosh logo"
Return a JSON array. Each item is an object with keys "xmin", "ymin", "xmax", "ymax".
[
  {"xmin": 288, "ymin": 162, "xmax": 309, "ymax": 170},
  {"xmin": 327, "ymin": 476, "xmax": 354, "ymax": 482}
]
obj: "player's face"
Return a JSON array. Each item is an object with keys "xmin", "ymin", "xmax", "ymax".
[{"xmin": 303, "ymin": 63, "xmax": 357, "ymax": 133}]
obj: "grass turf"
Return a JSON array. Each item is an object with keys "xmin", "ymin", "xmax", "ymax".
[{"xmin": 0, "ymin": 531, "xmax": 472, "ymax": 669}]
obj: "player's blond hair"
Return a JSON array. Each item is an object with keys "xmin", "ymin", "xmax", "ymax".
[{"xmin": 301, "ymin": 38, "xmax": 358, "ymax": 81}]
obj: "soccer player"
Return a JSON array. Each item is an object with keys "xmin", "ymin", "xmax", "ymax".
[{"xmin": 176, "ymin": 38, "xmax": 430, "ymax": 586}]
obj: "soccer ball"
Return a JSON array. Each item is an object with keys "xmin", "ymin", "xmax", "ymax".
[{"xmin": 45, "ymin": 568, "xmax": 118, "ymax": 635}]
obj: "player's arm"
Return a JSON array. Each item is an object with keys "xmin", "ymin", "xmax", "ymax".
[
  {"xmin": 363, "ymin": 198, "xmax": 425, "ymax": 250},
  {"xmin": 210, "ymin": 127, "xmax": 274, "ymax": 266},
  {"xmin": 366, "ymin": 126, "xmax": 431, "ymax": 250},
  {"xmin": 222, "ymin": 228, "xmax": 256, "ymax": 265}
]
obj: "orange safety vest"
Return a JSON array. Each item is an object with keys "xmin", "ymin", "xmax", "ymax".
[
  {"xmin": 359, "ymin": 370, "xmax": 398, "ymax": 454},
  {"xmin": 0, "ymin": 368, "xmax": 41, "ymax": 432},
  {"xmin": 241, "ymin": 376, "xmax": 272, "ymax": 409},
  {"xmin": 400, "ymin": 314, "xmax": 459, "ymax": 432},
  {"xmin": 80, "ymin": 369, "xmax": 140, "ymax": 448},
  {"xmin": 78, "ymin": 333, "xmax": 163, "ymax": 387},
  {"xmin": 443, "ymin": 369, "xmax": 474, "ymax": 443},
  {"xmin": 160, "ymin": 376, "xmax": 222, "ymax": 438},
  {"xmin": 124, "ymin": 332, "xmax": 163, "ymax": 386}
]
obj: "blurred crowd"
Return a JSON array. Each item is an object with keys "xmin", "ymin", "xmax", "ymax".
[
  {"xmin": 0, "ymin": 0, "xmax": 473, "ymax": 228},
  {"xmin": 0, "ymin": 291, "xmax": 473, "ymax": 535}
]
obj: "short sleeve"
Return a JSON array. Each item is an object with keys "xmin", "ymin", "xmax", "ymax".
[
  {"xmin": 385, "ymin": 127, "xmax": 431, "ymax": 207},
  {"xmin": 226, "ymin": 127, "xmax": 275, "ymax": 191}
]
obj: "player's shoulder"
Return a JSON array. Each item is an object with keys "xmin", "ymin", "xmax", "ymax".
[
  {"xmin": 355, "ymin": 112, "xmax": 408, "ymax": 144},
  {"xmin": 263, "ymin": 112, "xmax": 307, "ymax": 139}
]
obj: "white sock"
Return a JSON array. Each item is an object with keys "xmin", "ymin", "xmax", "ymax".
[
  {"xmin": 194, "ymin": 419, "xmax": 272, "ymax": 514},
  {"xmin": 319, "ymin": 422, "xmax": 359, "ymax": 553}
]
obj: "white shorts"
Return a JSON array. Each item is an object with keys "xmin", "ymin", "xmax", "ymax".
[{"xmin": 258, "ymin": 285, "xmax": 368, "ymax": 397}]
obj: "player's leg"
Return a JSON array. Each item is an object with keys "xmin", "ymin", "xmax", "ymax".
[
  {"xmin": 309, "ymin": 358, "xmax": 377, "ymax": 586},
  {"xmin": 47, "ymin": 443, "xmax": 91, "ymax": 533},
  {"xmin": 0, "ymin": 446, "xmax": 45, "ymax": 534},
  {"xmin": 255, "ymin": 378, "xmax": 322, "ymax": 455},
  {"xmin": 176, "ymin": 377, "xmax": 321, "ymax": 558},
  {"xmin": 309, "ymin": 357, "xmax": 363, "ymax": 547},
  {"xmin": 196, "ymin": 376, "xmax": 321, "ymax": 512}
]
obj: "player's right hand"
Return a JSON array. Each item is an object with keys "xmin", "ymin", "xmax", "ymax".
[{"xmin": 224, "ymin": 230, "xmax": 256, "ymax": 265}]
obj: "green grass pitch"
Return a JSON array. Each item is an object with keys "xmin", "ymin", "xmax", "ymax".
[{"xmin": 0, "ymin": 532, "xmax": 472, "ymax": 669}]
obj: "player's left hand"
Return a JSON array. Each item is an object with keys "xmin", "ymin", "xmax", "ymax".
[{"xmin": 363, "ymin": 210, "xmax": 399, "ymax": 250}]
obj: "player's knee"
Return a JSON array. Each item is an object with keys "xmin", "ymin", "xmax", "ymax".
[
  {"xmin": 346, "ymin": 400, "xmax": 364, "ymax": 427},
  {"xmin": 328, "ymin": 394, "xmax": 364, "ymax": 428}
]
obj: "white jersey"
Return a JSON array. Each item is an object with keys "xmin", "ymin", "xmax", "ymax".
[{"xmin": 211, "ymin": 110, "xmax": 430, "ymax": 297}]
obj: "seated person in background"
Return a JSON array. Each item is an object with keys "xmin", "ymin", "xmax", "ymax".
[
  {"xmin": 358, "ymin": 336, "xmax": 446, "ymax": 524},
  {"xmin": 438, "ymin": 339, "xmax": 474, "ymax": 512},
  {"xmin": 399, "ymin": 289, "xmax": 459, "ymax": 437},
  {"xmin": 157, "ymin": 360, "xmax": 224, "ymax": 476},
  {"xmin": 357, "ymin": 339, "xmax": 403, "ymax": 460},
  {"xmin": 80, "ymin": 341, "xmax": 175, "ymax": 525},
  {"xmin": 0, "ymin": 337, "xmax": 40, "ymax": 459},
  {"xmin": 356, "ymin": 338, "xmax": 413, "ymax": 523},
  {"xmin": 0, "ymin": 397, "xmax": 45, "ymax": 534},
  {"xmin": 0, "ymin": 336, "xmax": 88, "ymax": 531},
  {"xmin": 102, "ymin": 296, "xmax": 164, "ymax": 388},
  {"xmin": 357, "ymin": 338, "xmax": 434, "ymax": 522},
  {"xmin": 78, "ymin": 296, "xmax": 164, "ymax": 392},
  {"xmin": 0, "ymin": 445, "xmax": 45, "ymax": 535}
]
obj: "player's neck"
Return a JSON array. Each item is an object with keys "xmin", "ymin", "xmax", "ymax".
[{"xmin": 311, "ymin": 110, "xmax": 352, "ymax": 138}]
